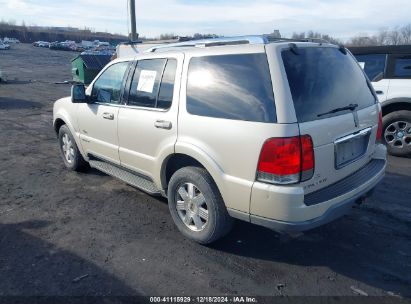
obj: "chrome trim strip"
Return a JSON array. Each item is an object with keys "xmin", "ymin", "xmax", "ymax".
[
  {"xmin": 90, "ymin": 102, "xmax": 169, "ymax": 112},
  {"xmin": 334, "ymin": 127, "xmax": 372, "ymax": 144}
]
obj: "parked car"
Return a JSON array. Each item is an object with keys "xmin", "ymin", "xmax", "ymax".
[
  {"xmin": 54, "ymin": 36, "xmax": 386, "ymax": 243},
  {"xmin": 3, "ymin": 37, "xmax": 19, "ymax": 44},
  {"xmin": 350, "ymin": 45, "xmax": 411, "ymax": 156},
  {"xmin": 33, "ymin": 41, "xmax": 50, "ymax": 48},
  {"xmin": 0, "ymin": 42, "xmax": 10, "ymax": 50}
]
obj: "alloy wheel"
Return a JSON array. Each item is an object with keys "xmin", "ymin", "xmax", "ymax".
[
  {"xmin": 384, "ymin": 120, "xmax": 411, "ymax": 149},
  {"xmin": 176, "ymin": 182, "xmax": 209, "ymax": 232}
]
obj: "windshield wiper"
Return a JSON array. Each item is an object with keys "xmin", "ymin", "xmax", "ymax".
[{"xmin": 317, "ymin": 103, "xmax": 358, "ymax": 117}]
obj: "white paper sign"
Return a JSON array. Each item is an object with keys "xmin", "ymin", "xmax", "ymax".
[
  {"xmin": 137, "ymin": 70, "xmax": 157, "ymax": 93},
  {"xmin": 358, "ymin": 62, "xmax": 365, "ymax": 69}
]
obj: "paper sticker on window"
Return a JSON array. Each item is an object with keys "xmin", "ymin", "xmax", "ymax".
[
  {"xmin": 137, "ymin": 70, "xmax": 157, "ymax": 93},
  {"xmin": 358, "ymin": 62, "xmax": 365, "ymax": 69}
]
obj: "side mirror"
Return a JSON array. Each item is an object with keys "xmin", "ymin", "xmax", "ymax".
[
  {"xmin": 71, "ymin": 84, "xmax": 87, "ymax": 103},
  {"xmin": 371, "ymin": 71, "xmax": 384, "ymax": 82}
]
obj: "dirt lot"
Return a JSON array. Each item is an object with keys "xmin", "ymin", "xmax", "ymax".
[{"xmin": 0, "ymin": 43, "xmax": 410, "ymax": 298}]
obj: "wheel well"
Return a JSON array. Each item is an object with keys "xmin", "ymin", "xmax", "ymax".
[
  {"xmin": 54, "ymin": 118, "xmax": 65, "ymax": 135},
  {"xmin": 382, "ymin": 102, "xmax": 411, "ymax": 117},
  {"xmin": 163, "ymin": 154, "xmax": 205, "ymax": 189}
]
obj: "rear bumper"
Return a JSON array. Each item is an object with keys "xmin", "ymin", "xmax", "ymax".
[
  {"xmin": 250, "ymin": 184, "xmax": 379, "ymax": 233},
  {"xmin": 249, "ymin": 149, "xmax": 386, "ymax": 233}
]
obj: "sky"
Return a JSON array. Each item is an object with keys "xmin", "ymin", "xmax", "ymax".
[{"xmin": 0, "ymin": 0, "xmax": 410, "ymax": 40}]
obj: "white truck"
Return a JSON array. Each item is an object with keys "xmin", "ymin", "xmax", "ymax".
[{"xmin": 350, "ymin": 45, "xmax": 411, "ymax": 156}]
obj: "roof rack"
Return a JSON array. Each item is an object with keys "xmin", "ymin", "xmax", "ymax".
[
  {"xmin": 145, "ymin": 35, "xmax": 331, "ymax": 53},
  {"xmin": 146, "ymin": 35, "xmax": 269, "ymax": 52},
  {"xmin": 265, "ymin": 37, "xmax": 330, "ymax": 44}
]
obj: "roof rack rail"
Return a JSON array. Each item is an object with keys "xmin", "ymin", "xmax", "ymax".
[
  {"xmin": 145, "ymin": 35, "xmax": 333, "ymax": 53},
  {"xmin": 265, "ymin": 37, "xmax": 331, "ymax": 44},
  {"xmin": 146, "ymin": 35, "xmax": 269, "ymax": 52}
]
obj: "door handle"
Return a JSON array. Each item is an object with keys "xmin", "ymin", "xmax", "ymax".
[
  {"xmin": 154, "ymin": 120, "xmax": 172, "ymax": 130},
  {"xmin": 375, "ymin": 90, "xmax": 384, "ymax": 95},
  {"xmin": 102, "ymin": 112, "xmax": 114, "ymax": 120}
]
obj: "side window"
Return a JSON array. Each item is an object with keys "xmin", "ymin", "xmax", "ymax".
[
  {"xmin": 186, "ymin": 54, "xmax": 276, "ymax": 123},
  {"xmin": 157, "ymin": 59, "xmax": 177, "ymax": 109},
  {"xmin": 355, "ymin": 54, "xmax": 386, "ymax": 81},
  {"xmin": 393, "ymin": 56, "xmax": 411, "ymax": 77},
  {"xmin": 128, "ymin": 58, "xmax": 176, "ymax": 109},
  {"xmin": 91, "ymin": 62, "xmax": 130, "ymax": 104}
]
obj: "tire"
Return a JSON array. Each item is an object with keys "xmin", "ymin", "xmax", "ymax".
[
  {"xmin": 382, "ymin": 110, "xmax": 411, "ymax": 157},
  {"xmin": 167, "ymin": 166, "xmax": 233, "ymax": 244},
  {"xmin": 58, "ymin": 124, "xmax": 88, "ymax": 171}
]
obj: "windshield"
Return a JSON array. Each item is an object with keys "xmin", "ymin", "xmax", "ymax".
[{"xmin": 282, "ymin": 47, "xmax": 376, "ymax": 122}]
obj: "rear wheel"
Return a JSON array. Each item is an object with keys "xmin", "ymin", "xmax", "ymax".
[
  {"xmin": 58, "ymin": 125, "xmax": 88, "ymax": 171},
  {"xmin": 382, "ymin": 110, "xmax": 411, "ymax": 157},
  {"xmin": 167, "ymin": 166, "xmax": 233, "ymax": 244}
]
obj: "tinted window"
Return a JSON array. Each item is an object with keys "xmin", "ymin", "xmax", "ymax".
[
  {"xmin": 282, "ymin": 47, "xmax": 376, "ymax": 123},
  {"xmin": 157, "ymin": 59, "xmax": 177, "ymax": 109},
  {"xmin": 91, "ymin": 62, "xmax": 130, "ymax": 104},
  {"xmin": 355, "ymin": 54, "xmax": 386, "ymax": 81},
  {"xmin": 129, "ymin": 59, "xmax": 166, "ymax": 108},
  {"xmin": 186, "ymin": 54, "xmax": 276, "ymax": 123},
  {"xmin": 394, "ymin": 56, "xmax": 411, "ymax": 77}
]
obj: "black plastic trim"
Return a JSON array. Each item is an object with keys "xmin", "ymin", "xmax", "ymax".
[{"xmin": 304, "ymin": 159, "xmax": 385, "ymax": 206}]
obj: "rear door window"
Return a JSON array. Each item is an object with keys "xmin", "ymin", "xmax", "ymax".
[
  {"xmin": 157, "ymin": 59, "xmax": 177, "ymax": 109},
  {"xmin": 354, "ymin": 54, "xmax": 386, "ymax": 81},
  {"xmin": 128, "ymin": 58, "xmax": 177, "ymax": 109},
  {"xmin": 186, "ymin": 53, "xmax": 276, "ymax": 123},
  {"xmin": 282, "ymin": 47, "xmax": 376, "ymax": 123},
  {"xmin": 128, "ymin": 59, "xmax": 166, "ymax": 108},
  {"xmin": 393, "ymin": 56, "xmax": 411, "ymax": 77}
]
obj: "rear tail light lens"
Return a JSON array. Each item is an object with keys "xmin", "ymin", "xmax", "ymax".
[
  {"xmin": 257, "ymin": 135, "xmax": 314, "ymax": 185},
  {"xmin": 300, "ymin": 135, "xmax": 315, "ymax": 181},
  {"xmin": 376, "ymin": 110, "xmax": 383, "ymax": 143}
]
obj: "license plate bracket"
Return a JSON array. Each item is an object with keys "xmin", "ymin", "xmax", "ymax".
[{"xmin": 335, "ymin": 127, "xmax": 371, "ymax": 169}]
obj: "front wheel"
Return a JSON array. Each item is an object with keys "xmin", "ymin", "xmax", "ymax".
[
  {"xmin": 167, "ymin": 166, "xmax": 233, "ymax": 244},
  {"xmin": 58, "ymin": 125, "xmax": 88, "ymax": 171},
  {"xmin": 382, "ymin": 110, "xmax": 411, "ymax": 157}
]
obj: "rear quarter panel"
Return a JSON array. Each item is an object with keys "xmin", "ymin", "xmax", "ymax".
[{"xmin": 176, "ymin": 45, "xmax": 299, "ymax": 213}]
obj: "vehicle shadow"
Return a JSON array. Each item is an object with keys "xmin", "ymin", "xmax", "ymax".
[
  {"xmin": 0, "ymin": 220, "xmax": 138, "ymax": 296},
  {"xmin": 210, "ymin": 183, "xmax": 411, "ymax": 297},
  {"xmin": 0, "ymin": 97, "xmax": 42, "ymax": 110}
]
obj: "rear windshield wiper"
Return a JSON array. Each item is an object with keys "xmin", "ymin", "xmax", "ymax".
[{"xmin": 317, "ymin": 103, "xmax": 358, "ymax": 117}]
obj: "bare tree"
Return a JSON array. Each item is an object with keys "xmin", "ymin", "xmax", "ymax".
[
  {"xmin": 348, "ymin": 35, "xmax": 378, "ymax": 46},
  {"xmin": 388, "ymin": 27, "xmax": 402, "ymax": 45},
  {"xmin": 401, "ymin": 24, "xmax": 411, "ymax": 44},
  {"xmin": 291, "ymin": 32, "xmax": 305, "ymax": 39},
  {"xmin": 291, "ymin": 30, "xmax": 341, "ymax": 44},
  {"xmin": 376, "ymin": 28, "xmax": 389, "ymax": 45}
]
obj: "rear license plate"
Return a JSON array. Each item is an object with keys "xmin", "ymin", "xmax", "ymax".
[{"xmin": 335, "ymin": 128, "xmax": 371, "ymax": 169}]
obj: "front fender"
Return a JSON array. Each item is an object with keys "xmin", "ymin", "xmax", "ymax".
[{"xmin": 53, "ymin": 98, "xmax": 86, "ymax": 159}]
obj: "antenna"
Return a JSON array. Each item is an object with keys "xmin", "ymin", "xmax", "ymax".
[{"xmin": 129, "ymin": 0, "xmax": 138, "ymax": 42}]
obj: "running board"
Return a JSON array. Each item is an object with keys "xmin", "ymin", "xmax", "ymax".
[{"xmin": 89, "ymin": 159, "xmax": 161, "ymax": 195}]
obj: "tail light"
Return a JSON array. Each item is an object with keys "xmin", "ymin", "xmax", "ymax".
[
  {"xmin": 376, "ymin": 110, "xmax": 383, "ymax": 143},
  {"xmin": 257, "ymin": 135, "xmax": 314, "ymax": 185}
]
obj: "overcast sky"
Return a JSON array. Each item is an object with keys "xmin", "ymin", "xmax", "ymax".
[{"xmin": 0, "ymin": 0, "xmax": 410, "ymax": 40}]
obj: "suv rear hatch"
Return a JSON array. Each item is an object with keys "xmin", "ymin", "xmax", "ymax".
[{"xmin": 281, "ymin": 45, "xmax": 380, "ymax": 194}]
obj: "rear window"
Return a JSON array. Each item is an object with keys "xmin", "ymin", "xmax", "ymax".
[
  {"xmin": 186, "ymin": 53, "xmax": 276, "ymax": 123},
  {"xmin": 282, "ymin": 47, "xmax": 376, "ymax": 123}
]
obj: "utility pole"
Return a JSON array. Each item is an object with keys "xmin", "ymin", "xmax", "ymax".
[{"xmin": 129, "ymin": 0, "xmax": 138, "ymax": 41}]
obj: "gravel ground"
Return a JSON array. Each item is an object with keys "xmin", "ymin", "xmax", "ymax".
[{"xmin": 0, "ymin": 44, "xmax": 410, "ymax": 298}]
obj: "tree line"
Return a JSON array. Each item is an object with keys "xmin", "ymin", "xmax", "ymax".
[
  {"xmin": 0, "ymin": 20, "xmax": 127, "ymax": 44},
  {"xmin": 292, "ymin": 24, "xmax": 411, "ymax": 46}
]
